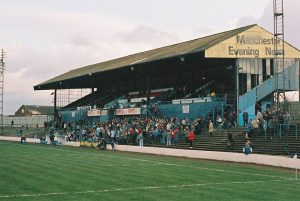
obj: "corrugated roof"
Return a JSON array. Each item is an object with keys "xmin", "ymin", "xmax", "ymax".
[{"xmin": 35, "ymin": 24, "xmax": 257, "ymax": 89}]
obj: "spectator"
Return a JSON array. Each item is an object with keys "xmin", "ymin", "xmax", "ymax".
[
  {"xmin": 20, "ymin": 136, "xmax": 26, "ymax": 144},
  {"xmin": 111, "ymin": 139, "xmax": 115, "ymax": 151},
  {"xmin": 245, "ymin": 119, "xmax": 253, "ymax": 139},
  {"xmin": 225, "ymin": 133, "xmax": 234, "ymax": 150},
  {"xmin": 50, "ymin": 133, "xmax": 55, "ymax": 144},
  {"xmin": 208, "ymin": 120, "xmax": 214, "ymax": 136},
  {"xmin": 243, "ymin": 111, "xmax": 249, "ymax": 127},
  {"xmin": 216, "ymin": 115, "xmax": 223, "ymax": 132},
  {"xmin": 256, "ymin": 110, "xmax": 263, "ymax": 121},
  {"xmin": 171, "ymin": 128, "xmax": 178, "ymax": 145},
  {"xmin": 19, "ymin": 125, "xmax": 24, "ymax": 137},
  {"xmin": 243, "ymin": 138, "xmax": 253, "ymax": 155},
  {"xmin": 166, "ymin": 130, "xmax": 171, "ymax": 146},
  {"xmin": 138, "ymin": 131, "xmax": 144, "ymax": 147},
  {"xmin": 181, "ymin": 118, "xmax": 187, "ymax": 130},
  {"xmin": 188, "ymin": 129, "xmax": 195, "ymax": 148},
  {"xmin": 97, "ymin": 137, "xmax": 107, "ymax": 150},
  {"xmin": 284, "ymin": 110, "xmax": 291, "ymax": 130},
  {"xmin": 40, "ymin": 136, "xmax": 47, "ymax": 144},
  {"xmin": 251, "ymin": 118, "xmax": 259, "ymax": 137},
  {"xmin": 263, "ymin": 119, "xmax": 268, "ymax": 140}
]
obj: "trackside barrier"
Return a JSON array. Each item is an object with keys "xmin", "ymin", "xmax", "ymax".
[
  {"xmin": 114, "ymin": 145, "xmax": 300, "ymax": 169},
  {"xmin": 0, "ymin": 136, "xmax": 80, "ymax": 147}
]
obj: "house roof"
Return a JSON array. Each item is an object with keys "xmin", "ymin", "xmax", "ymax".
[
  {"xmin": 22, "ymin": 105, "xmax": 54, "ymax": 115},
  {"xmin": 34, "ymin": 24, "xmax": 257, "ymax": 90}
]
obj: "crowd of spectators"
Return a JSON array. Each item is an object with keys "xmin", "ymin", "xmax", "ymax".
[
  {"xmin": 48, "ymin": 115, "xmax": 214, "ymax": 148},
  {"xmin": 44, "ymin": 102, "xmax": 292, "ymax": 155},
  {"xmin": 243, "ymin": 105, "xmax": 291, "ymax": 140}
]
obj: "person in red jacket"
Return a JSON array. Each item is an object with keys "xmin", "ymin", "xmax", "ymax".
[{"xmin": 188, "ymin": 129, "xmax": 195, "ymax": 148}]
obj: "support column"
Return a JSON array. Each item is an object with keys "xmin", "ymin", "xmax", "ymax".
[{"xmin": 54, "ymin": 89, "xmax": 58, "ymax": 121}]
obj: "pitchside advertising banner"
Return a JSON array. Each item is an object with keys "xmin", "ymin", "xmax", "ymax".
[
  {"xmin": 87, "ymin": 109, "xmax": 108, "ymax": 117},
  {"xmin": 205, "ymin": 25, "xmax": 300, "ymax": 59},
  {"xmin": 115, "ymin": 108, "xmax": 141, "ymax": 116}
]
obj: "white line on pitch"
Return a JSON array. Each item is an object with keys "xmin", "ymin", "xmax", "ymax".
[{"xmin": 0, "ymin": 178, "xmax": 297, "ymax": 198}]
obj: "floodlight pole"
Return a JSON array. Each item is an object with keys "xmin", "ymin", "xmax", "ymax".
[{"xmin": 0, "ymin": 49, "xmax": 5, "ymax": 135}]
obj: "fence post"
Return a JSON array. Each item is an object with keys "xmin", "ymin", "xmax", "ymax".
[
  {"xmin": 279, "ymin": 124, "xmax": 282, "ymax": 139},
  {"xmin": 212, "ymin": 104, "xmax": 215, "ymax": 127}
]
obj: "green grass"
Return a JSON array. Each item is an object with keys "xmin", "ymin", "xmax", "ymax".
[{"xmin": 0, "ymin": 141, "xmax": 299, "ymax": 201}]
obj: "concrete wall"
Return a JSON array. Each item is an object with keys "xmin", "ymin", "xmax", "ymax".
[
  {"xmin": 0, "ymin": 136, "xmax": 80, "ymax": 147},
  {"xmin": 113, "ymin": 145, "xmax": 299, "ymax": 169}
]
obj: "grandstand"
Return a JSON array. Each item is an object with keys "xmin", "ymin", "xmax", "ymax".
[
  {"xmin": 33, "ymin": 24, "xmax": 300, "ymax": 156},
  {"xmin": 34, "ymin": 24, "xmax": 300, "ymax": 125}
]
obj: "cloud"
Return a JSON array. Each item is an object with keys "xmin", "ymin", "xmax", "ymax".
[
  {"xmin": 117, "ymin": 25, "xmax": 180, "ymax": 47},
  {"xmin": 258, "ymin": 0, "xmax": 300, "ymax": 48},
  {"xmin": 0, "ymin": 5, "xmax": 184, "ymax": 114},
  {"xmin": 234, "ymin": 0, "xmax": 300, "ymax": 49},
  {"xmin": 192, "ymin": 28, "xmax": 217, "ymax": 37},
  {"xmin": 1, "ymin": 1, "xmax": 300, "ymax": 114},
  {"xmin": 4, "ymin": 68, "xmax": 53, "ymax": 114},
  {"xmin": 236, "ymin": 15, "xmax": 258, "ymax": 27}
]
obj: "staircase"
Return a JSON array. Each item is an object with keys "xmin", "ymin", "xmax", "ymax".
[{"xmin": 238, "ymin": 61, "xmax": 299, "ymax": 123}]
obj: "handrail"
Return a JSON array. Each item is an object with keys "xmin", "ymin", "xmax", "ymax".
[{"xmin": 264, "ymin": 123, "xmax": 298, "ymax": 140}]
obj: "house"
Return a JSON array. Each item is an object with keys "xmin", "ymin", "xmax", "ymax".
[{"xmin": 14, "ymin": 105, "xmax": 54, "ymax": 117}]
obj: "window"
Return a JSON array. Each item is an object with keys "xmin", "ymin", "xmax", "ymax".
[
  {"xmin": 270, "ymin": 59, "xmax": 274, "ymax": 75},
  {"xmin": 251, "ymin": 74, "xmax": 259, "ymax": 88},
  {"xmin": 262, "ymin": 59, "xmax": 267, "ymax": 81},
  {"xmin": 239, "ymin": 73, "xmax": 247, "ymax": 95}
]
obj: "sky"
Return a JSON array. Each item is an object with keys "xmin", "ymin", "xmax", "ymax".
[{"xmin": 0, "ymin": 0, "xmax": 300, "ymax": 115}]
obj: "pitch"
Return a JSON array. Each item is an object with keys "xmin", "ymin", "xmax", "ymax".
[{"xmin": 0, "ymin": 141, "xmax": 299, "ymax": 201}]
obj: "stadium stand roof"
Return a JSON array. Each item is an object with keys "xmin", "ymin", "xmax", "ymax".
[{"xmin": 34, "ymin": 24, "xmax": 257, "ymax": 90}]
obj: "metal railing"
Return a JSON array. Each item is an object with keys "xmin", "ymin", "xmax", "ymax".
[{"xmin": 264, "ymin": 123, "xmax": 298, "ymax": 140}]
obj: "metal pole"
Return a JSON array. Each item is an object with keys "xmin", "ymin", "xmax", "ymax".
[
  {"xmin": 221, "ymin": 102, "xmax": 224, "ymax": 120},
  {"xmin": 54, "ymin": 89, "xmax": 57, "ymax": 121},
  {"xmin": 279, "ymin": 124, "xmax": 282, "ymax": 139},
  {"xmin": 0, "ymin": 49, "xmax": 5, "ymax": 136},
  {"xmin": 236, "ymin": 65, "xmax": 241, "ymax": 127}
]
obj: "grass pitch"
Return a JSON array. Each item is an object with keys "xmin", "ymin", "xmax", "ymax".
[{"xmin": 0, "ymin": 141, "xmax": 299, "ymax": 201}]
